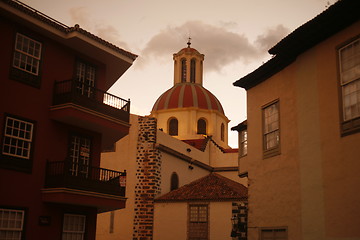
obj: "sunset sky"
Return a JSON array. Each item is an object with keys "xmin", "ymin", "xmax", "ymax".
[{"xmin": 22, "ymin": 0, "xmax": 336, "ymax": 147}]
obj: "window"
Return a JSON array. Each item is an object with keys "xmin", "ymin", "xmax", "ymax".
[
  {"xmin": 76, "ymin": 61, "xmax": 96, "ymax": 98},
  {"xmin": 168, "ymin": 118, "xmax": 178, "ymax": 136},
  {"xmin": 170, "ymin": 172, "xmax": 179, "ymax": 191},
  {"xmin": 2, "ymin": 116, "xmax": 34, "ymax": 159},
  {"xmin": 260, "ymin": 228, "xmax": 287, "ymax": 240},
  {"xmin": 0, "ymin": 208, "xmax": 25, "ymax": 240},
  {"xmin": 69, "ymin": 134, "xmax": 91, "ymax": 177},
  {"xmin": 62, "ymin": 214, "xmax": 86, "ymax": 240},
  {"xmin": 13, "ymin": 33, "xmax": 41, "ymax": 75},
  {"xmin": 220, "ymin": 123, "xmax": 225, "ymax": 141},
  {"xmin": 339, "ymin": 37, "xmax": 360, "ymax": 134},
  {"xmin": 181, "ymin": 59, "xmax": 187, "ymax": 82},
  {"xmin": 188, "ymin": 204, "xmax": 208, "ymax": 240},
  {"xmin": 190, "ymin": 59, "xmax": 196, "ymax": 83},
  {"xmin": 240, "ymin": 129, "xmax": 247, "ymax": 157},
  {"xmin": 263, "ymin": 101, "xmax": 280, "ymax": 157},
  {"xmin": 197, "ymin": 119, "xmax": 207, "ymax": 135}
]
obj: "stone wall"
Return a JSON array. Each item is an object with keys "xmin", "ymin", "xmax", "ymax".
[{"xmin": 133, "ymin": 116, "xmax": 162, "ymax": 240}]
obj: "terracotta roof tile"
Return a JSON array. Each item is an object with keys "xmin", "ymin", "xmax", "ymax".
[{"xmin": 155, "ymin": 173, "xmax": 247, "ymax": 202}]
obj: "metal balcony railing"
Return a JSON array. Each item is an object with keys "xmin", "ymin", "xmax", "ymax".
[
  {"xmin": 53, "ymin": 79, "xmax": 130, "ymax": 122},
  {"xmin": 45, "ymin": 160, "xmax": 126, "ymax": 196}
]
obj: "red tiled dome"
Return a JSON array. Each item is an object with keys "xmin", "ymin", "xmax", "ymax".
[{"xmin": 152, "ymin": 83, "xmax": 224, "ymax": 114}]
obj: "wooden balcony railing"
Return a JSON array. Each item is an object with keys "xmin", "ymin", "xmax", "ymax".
[
  {"xmin": 53, "ymin": 79, "xmax": 130, "ymax": 122},
  {"xmin": 45, "ymin": 160, "xmax": 126, "ymax": 196}
]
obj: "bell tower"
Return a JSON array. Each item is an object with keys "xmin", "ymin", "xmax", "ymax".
[{"xmin": 173, "ymin": 38, "xmax": 205, "ymax": 85}]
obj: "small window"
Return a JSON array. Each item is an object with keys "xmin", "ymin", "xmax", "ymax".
[
  {"xmin": 2, "ymin": 116, "xmax": 34, "ymax": 159},
  {"xmin": 190, "ymin": 59, "xmax": 196, "ymax": 83},
  {"xmin": 220, "ymin": 123, "xmax": 225, "ymax": 141},
  {"xmin": 181, "ymin": 59, "xmax": 187, "ymax": 83},
  {"xmin": 339, "ymin": 37, "xmax": 360, "ymax": 135},
  {"xmin": 263, "ymin": 101, "xmax": 280, "ymax": 158},
  {"xmin": 197, "ymin": 119, "xmax": 207, "ymax": 135},
  {"xmin": 168, "ymin": 118, "xmax": 178, "ymax": 136},
  {"xmin": 69, "ymin": 134, "xmax": 91, "ymax": 177},
  {"xmin": 0, "ymin": 208, "xmax": 25, "ymax": 240},
  {"xmin": 188, "ymin": 204, "xmax": 208, "ymax": 240},
  {"xmin": 62, "ymin": 214, "xmax": 86, "ymax": 240},
  {"xmin": 240, "ymin": 129, "xmax": 247, "ymax": 157},
  {"xmin": 13, "ymin": 33, "xmax": 42, "ymax": 76},
  {"xmin": 260, "ymin": 228, "xmax": 287, "ymax": 240},
  {"xmin": 170, "ymin": 172, "xmax": 179, "ymax": 191}
]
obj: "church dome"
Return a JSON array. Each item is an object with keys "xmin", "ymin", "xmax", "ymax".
[{"xmin": 151, "ymin": 82, "xmax": 224, "ymax": 114}]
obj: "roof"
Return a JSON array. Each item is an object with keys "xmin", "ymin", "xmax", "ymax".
[
  {"xmin": 152, "ymin": 82, "xmax": 225, "ymax": 114},
  {"xmin": 182, "ymin": 138, "xmax": 209, "ymax": 151},
  {"xmin": 233, "ymin": 0, "xmax": 360, "ymax": 90},
  {"xmin": 2, "ymin": 0, "xmax": 137, "ymax": 61},
  {"xmin": 155, "ymin": 173, "xmax": 247, "ymax": 202},
  {"xmin": 231, "ymin": 120, "xmax": 247, "ymax": 132}
]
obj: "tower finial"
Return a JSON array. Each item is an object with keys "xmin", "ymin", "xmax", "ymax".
[{"xmin": 187, "ymin": 37, "xmax": 191, "ymax": 48}]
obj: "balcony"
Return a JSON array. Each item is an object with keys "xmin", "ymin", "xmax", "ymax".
[
  {"xmin": 50, "ymin": 79, "xmax": 131, "ymax": 149},
  {"xmin": 42, "ymin": 160, "xmax": 127, "ymax": 212}
]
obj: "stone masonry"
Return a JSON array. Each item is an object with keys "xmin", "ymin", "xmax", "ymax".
[{"xmin": 133, "ymin": 116, "xmax": 162, "ymax": 240}]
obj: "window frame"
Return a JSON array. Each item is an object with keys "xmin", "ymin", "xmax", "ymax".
[
  {"xmin": 338, "ymin": 36, "xmax": 360, "ymax": 136},
  {"xmin": 181, "ymin": 58, "xmax": 187, "ymax": 83},
  {"xmin": 0, "ymin": 208, "xmax": 25, "ymax": 240},
  {"xmin": 262, "ymin": 100, "xmax": 280, "ymax": 158},
  {"xmin": 170, "ymin": 172, "xmax": 179, "ymax": 191},
  {"xmin": 239, "ymin": 129, "xmax": 247, "ymax": 157},
  {"xmin": 190, "ymin": 58, "xmax": 196, "ymax": 83},
  {"xmin": 220, "ymin": 123, "xmax": 225, "ymax": 142},
  {"xmin": 10, "ymin": 32, "xmax": 42, "ymax": 88},
  {"xmin": 62, "ymin": 214, "xmax": 86, "ymax": 240},
  {"xmin": 1, "ymin": 114, "xmax": 35, "ymax": 172},
  {"xmin": 188, "ymin": 203, "xmax": 209, "ymax": 240}
]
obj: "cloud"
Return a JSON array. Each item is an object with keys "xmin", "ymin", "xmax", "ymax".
[
  {"xmin": 69, "ymin": 7, "xmax": 129, "ymax": 50},
  {"xmin": 255, "ymin": 25, "xmax": 290, "ymax": 52},
  {"xmin": 141, "ymin": 21, "xmax": 262, "ymax": 72}
]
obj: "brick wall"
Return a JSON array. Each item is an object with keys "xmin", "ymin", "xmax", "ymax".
[{"xmin": 133, "ymin": 116, "xmax": 162, "ymax": 240}]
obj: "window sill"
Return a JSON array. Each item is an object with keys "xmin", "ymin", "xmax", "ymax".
[
  {"xmin": 0, "ymin": 155, "xmax": 32, "ymax": 173},
  {"xmin": 10, "ymin": 67, "xmax": 41, "ymax": 88},
  {"xmin": 341, "ymin": 117, "xmax": 360, "ymax": 137},
  {"xmin": 263, "ymin": 147, "xmax": 280, "ymax": 159}
]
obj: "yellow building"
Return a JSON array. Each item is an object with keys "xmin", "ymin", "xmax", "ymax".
[
  {"xmin": 96, "ymin": 43, "xmax": 247, "ymax": 240},
  {"xmin": 233, "ymin": 0, "xmax": 360, "ymax": 239}
]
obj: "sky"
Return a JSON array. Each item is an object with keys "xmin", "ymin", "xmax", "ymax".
[{"xmin": 22, "ymin": 0, "xmax": 336, "ymax": 147}]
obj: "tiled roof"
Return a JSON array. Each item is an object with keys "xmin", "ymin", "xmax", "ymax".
[
  {"xmin": 182, "ymin": 138, "xmax": 209, "ymax": 151},
  {"xmin": 3, "ymin": 0, "xmax": 137, "ymax": 60},
  {"xmin": 151, "ymin": 83, "xmax": 225, "ymax": 114},
  {"xmin": 155, "ymin": 173, "xmax": 247, "ymax": 202}
]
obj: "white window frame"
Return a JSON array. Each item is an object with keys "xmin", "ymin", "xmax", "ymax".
[
  {"xmin": 2, "ymin": 116, "xmax": 34, "ymax": 159},
  {"xmin": 339, "ymin": 37, "xmax": 360, "ymax": 122},
  {"xmin": 62, "ymin": 214, "xmax": 86, "ymax": 240},
  {"xmin": 239, "ymin": 129, "xmax": 247, "ymax": 157},
  {"xmin": 0, "ymin": 208, "xmax": 25, "ymax": 240},
  {"xmin": 263, "ymin": 100, "xmax": 280, "ymax": 157},
  {"xmin": 13, "ymin": 33, "xmax": 42, "ymax": 75}
]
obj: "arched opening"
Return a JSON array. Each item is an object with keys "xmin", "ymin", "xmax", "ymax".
[
  {"xmin": 197, "ymin": 118, "xmax": 207, "ymax": 135},
  {"xmin": 190, "ymin": 58, "xmax": 196, "ymax": 83},
  {"xmin": 181, "ymin": 58, "xmax": 187, "ymax": 83},
  {"xmin": 168, "ymin": 118, "xmax": 178, "ymax": 136},
  {"xmin": 170, "ymin": 172, "xmax": 179, "ymax": 191},
  {"xmin": 221, "ymin": 123, "xmax": 225, "ymax": 141}
]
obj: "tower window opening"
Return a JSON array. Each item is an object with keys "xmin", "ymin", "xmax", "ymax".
[
  {"xmin": 170, "ymin": 172, "xmax": 179, "ymax": 191},
  {"xmin": 181, "ymin": 59, "xmax": 187, "ymax": 83},
  {"xmin": 168, "ymin": 118, "xmax": 178, "ymax": 136},
  {"xmin": 190, "ymin": 59, "xmax": 196, "ymax": 83},
  {"xmin": 197, "ymin": 118, "xmax": 207, "ymax": 135}
]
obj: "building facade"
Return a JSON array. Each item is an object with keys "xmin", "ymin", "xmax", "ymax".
[
  {"xmin": 96, "ymin": 44, "xmax": 246, "ymax": 240},
  {"xmin": 233, "ymin": 0, "xmax": 360, "ymax": 239},
  {"xmin": 0, "ymin": 1, "xmax": 136, "ymax": 239}
]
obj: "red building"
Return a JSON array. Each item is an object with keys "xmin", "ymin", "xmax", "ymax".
[{"xmin": 0, "ymin": 0, "xmax": 137, "ymax": 239}]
